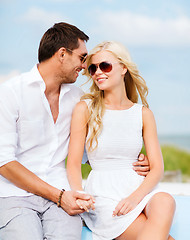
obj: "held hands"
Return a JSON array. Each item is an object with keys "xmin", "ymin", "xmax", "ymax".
[
  {"xmin": 133, "ymin": 153, "xmax": 150, "ymax": 176},
  {"xmin": 75, "ymin": 190, "xmax": 95, "ymax": 212},
  {"xmin": 60, "ymin": 190, "xmax": 95, "ymax": 215},
  {"xmin": 76, "ymin": 198, "xmax": 95, "ymax": 212}
]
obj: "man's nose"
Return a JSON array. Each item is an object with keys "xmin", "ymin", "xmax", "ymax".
[{"xmin": 82, "ymin": 62, "xmax": 87, "ymax": 69}]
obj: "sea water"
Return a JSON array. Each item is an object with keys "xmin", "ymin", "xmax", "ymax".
[{"xmin": 159, "ymin": 134, "xmax": 190, "ymax": 152}]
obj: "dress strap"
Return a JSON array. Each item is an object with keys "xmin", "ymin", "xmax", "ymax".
[{"xmin": 81, "ymin": 99, "xmax": 91, "ymax": 109}]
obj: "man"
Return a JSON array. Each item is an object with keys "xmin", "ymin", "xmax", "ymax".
[{"xmin": 0, "ymin": 22, "xmax": 149, "ymax": 239}]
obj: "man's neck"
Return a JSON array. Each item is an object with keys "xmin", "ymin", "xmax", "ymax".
[
  {"xmin": 38, "ymin": 61, "xmax": 61, "ymax": 123},
  {"xmin": 37, "ymin": 61, "xmax": 61, "ymax": 95}
]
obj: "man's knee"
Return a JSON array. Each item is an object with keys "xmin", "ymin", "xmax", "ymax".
[
  {"xmin": 0, "ymin": 208, "xmax": 43, "ymax": 240},
  {"xmin": 43, "ymin": 204, "xmax": 82, "ymax": 239}
]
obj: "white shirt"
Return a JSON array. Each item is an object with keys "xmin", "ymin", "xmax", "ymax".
[{"xmin": 0, "ymin": 65, "xmax": 83, "ymax": 197}]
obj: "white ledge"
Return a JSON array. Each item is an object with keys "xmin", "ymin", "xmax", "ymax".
[{"xmin": 159, "ymin": 182, "xmax": 190, "ymax": 196}]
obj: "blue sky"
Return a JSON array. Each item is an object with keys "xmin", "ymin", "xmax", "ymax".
[{"xmin": 0, "ymin": 0, "xmax": 190, "ymax": 135}]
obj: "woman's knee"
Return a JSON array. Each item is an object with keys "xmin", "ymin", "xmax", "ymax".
[
  {"xmin": 152, "ymin": 192, "xmax": 176, "ymax": 217},
  {"xmin": 155, "ymin": 192, "xmax": 176, "ymax": 212},
  {"xmin": 145, "ymin": 192, "xmax": 176, "ymax": 218}
]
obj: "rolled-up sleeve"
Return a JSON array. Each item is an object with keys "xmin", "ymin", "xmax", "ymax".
[{"xmin": 0, "ymin": 84, "xmax": 19, "ymax": 167}]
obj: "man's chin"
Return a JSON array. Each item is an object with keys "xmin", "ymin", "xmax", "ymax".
[{"xmin": 63, "ymin": 78, "xmax": 77, "ymax": 84}]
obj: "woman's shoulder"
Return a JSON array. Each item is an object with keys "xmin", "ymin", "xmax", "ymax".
[
  {"xmin": 142, "ymin": 106, "xmax": 156, "ymax": 127},
  {"xmin": 74, "ymin": 100, "xmax": 89, "ymax": 111},
  {"xmin": 80, "ymin": 98, "xmax": 92, "ymax": 107},
  {"xmin": 142, "ymin": 106, "xmax": 154, "ymax": 117},
  {"xmin": 73, "ymin": 100, "xmax": 90, "ymax": 118}
]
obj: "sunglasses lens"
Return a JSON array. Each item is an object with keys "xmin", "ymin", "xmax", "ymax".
[
  {"xmin": 88, "ymin": 64, "xmax": 97, "ymax": 76},
  {"xmin": 99, "ymin": 62, "xmax": 112, "ymax": 73},
  {"xmin": 82, "ymin": 55, "xmax": 87, "ymax": 64},
  {"xmin": 88, "ymin": 62, "xmax": 113, "ymax": 76}
]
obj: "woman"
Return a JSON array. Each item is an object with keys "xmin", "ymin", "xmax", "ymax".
[{"xmin": 67, "ymin": 41, "xmax": 175, "ymax": 240}]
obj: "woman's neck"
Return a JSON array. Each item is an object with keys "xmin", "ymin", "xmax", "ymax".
[{"xmin": 104, "ymin": 92, "xmax": 132, "ymax": 110}]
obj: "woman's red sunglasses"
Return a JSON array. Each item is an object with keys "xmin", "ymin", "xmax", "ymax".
[{"xmin": 88, "ymin": 61, "xmax": 117, "ymax": 76}]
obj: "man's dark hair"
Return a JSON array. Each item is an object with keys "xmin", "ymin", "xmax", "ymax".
[{"xmin": 38, "ymin": 22, "xmax": 89, "ymax": 63}]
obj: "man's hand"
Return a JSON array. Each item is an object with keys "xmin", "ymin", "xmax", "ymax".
[
  {"xmin": 61, "ymin": 190, "xmax": 95, "ymax": 215},
  {"xmin": 133, "ymin": 153, "xmax": 150, "ymax": 176},
  {"xmin": 76, "ymin": 198, "xmax": 95, "ymax": 212}
]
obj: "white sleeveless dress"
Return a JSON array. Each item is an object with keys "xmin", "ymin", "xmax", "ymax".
[{"xmin": 82, "ymin": 102, "xmax": 161, "ymax": 240}]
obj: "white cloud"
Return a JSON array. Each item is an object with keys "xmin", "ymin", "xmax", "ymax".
[
  {"xmin": 93, "ymin": 10, "xmax": 190, "ymax": 46},
  {"xmin": 0, "ymin": 70, "xmax": 20, "ymax": 84},
  {"xmin": 19, "ymin": 7, "xmax": 71, "ymax": 28}
]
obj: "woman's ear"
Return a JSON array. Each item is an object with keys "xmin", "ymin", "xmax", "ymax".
[{"xmin": 122, "ymin": 65, "xmax": 128, "ymax": 76}]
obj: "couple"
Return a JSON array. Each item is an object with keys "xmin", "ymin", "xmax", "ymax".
[{"xmin": 0, "ymin": 22, "xmax": 175, "ymax": 240}]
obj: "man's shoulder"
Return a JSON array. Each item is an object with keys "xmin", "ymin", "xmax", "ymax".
[
  {"xmin": 0, "ymin": 68, "xmax": 33, "ymax": 89},
  {"xmin": 67, "ymin": 84, "xmax": 84, "ymax": 97},
  {"xmin": 0, "ymin": 74, "xmax": 21, "ymax": 95},
  {"xmin": 68, "ymin": 84, "xmax": 84, "ymax": 92}
]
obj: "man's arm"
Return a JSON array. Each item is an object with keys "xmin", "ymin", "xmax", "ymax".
[
  {"xmin": 0, "ymin": 161, "xmax": 59, "ymax": 202},
  {"xmin": 133, "ymin": 153, "xmax": 150, "ymax": 176},
  {"xmin": 0, "ymin": 84, "xmax": 91, "ymax": 215},
  {"xmin": 0, "ymin": 161, "xmax": 91, "ymax": 215}
]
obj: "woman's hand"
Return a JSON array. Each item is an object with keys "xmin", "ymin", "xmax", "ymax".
[
  {"xmin": 76, "ymin": 198, "xmax": 95, "ymax": 212},
  {"xmin": 112, "ymin": 194, "xmax": 140, "ymax": 217}
]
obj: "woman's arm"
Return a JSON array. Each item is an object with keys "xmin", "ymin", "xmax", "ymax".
[
  {"xmin": 67, "ymin": 101, "xmax": 95, "ymax": 211},
  {"xmin": 134, "ymin": 107, "xmax": 164, "ymax": 195},
  {"xmin": 113, "ymin": 107, "xmax": 164, "ymax": 216},
  {"xmin": 67, "ymin": 101, "xmax": 89, "ymax": 192}
]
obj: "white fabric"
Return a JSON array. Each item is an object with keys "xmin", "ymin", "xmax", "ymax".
[
  {"xmin": 0, "ymin": 65, "xmax": 83, "ymax": 197},
  {"xmin": 0, "ymin": 195, "xmax": 82, "ymax": 239},
  {"xmin": 82, "ymin": 103, "xmax": 160, "ymax": 240}
]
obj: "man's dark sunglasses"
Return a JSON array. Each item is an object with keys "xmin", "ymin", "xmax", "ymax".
[{"xmin": 66, "ymin": 48, "xmax": 87, "ymax": 64}]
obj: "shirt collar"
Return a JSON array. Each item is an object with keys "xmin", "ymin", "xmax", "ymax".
[
  {"xmin": 28, "ymin": 64, "xmax": 72, "ymax": 96},
  {"xmin": 27, "ymin": 65, "xmax": 44, "ymax": 85},
  {"xmin": 60, "ymin": 84, "xmax": 71, "ymax": 98}
]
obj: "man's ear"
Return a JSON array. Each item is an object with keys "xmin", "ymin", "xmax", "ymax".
[{"xmin": 57, "ymin": 47, "xmax": 66, "ymax": 62}]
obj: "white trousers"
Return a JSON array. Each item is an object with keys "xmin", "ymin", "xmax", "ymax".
[{"xmin": 0, "ymin": 195, "xmax": 82, "ymax": 240}]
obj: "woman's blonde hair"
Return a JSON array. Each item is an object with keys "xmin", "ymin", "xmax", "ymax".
[{"xmin": 82, "ymin": 41, "xmax": 149, "ymax": 152}]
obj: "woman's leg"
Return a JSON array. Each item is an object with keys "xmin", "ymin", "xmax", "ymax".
[
  {"xmin": 137, "ymin": 192, "xmax": 176, "ymax": 240},
  {"xmin": 115, "ymin": 213, "xmax": 147, "ymax": 240},
  {"xmin": 116, "ymin": 192, "xmax": 175, "ymax": 240}
]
